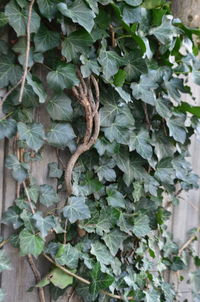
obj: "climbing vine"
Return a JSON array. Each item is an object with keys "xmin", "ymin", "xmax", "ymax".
[{"xmin": 1, "ymin": 0, "xmax": 200, "ymax": 301}]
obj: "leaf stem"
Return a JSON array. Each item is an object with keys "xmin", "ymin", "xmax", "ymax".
[
  {"xmin": 178, "ymin": 225, "xmax": 200, "ymax": 256},
  {"xmin": 18, "ymin": 0, "xmax": 35, "ymax": 103}
]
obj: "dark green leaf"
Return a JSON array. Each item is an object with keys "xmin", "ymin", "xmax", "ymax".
[
  {"xmin": 47, "ymin": 63, "xmax": 79, "ymax": 90},
  {"xmin": 0, "ymin": 54, "xmax": 22, "ymax": 88},
  {"xmin": 0, "ymin": 250, "xmax": 11, "ymax": 272},
  {"xmin": 48, "ymin": 162, "xmax": 63, "ymax": 179},
  {"xmin": 133, "ymin": 214, "xmax": 151, "ymax": 237},
  {"xmin": 26, "ymin": 73, "xmax": 47, "ymax": 103},
  {"xmin": 37, "ymin": 0, "xmax": 58, "ymax": 20},
  {"xmin": 55, "ymin": 243, "xmax": 79, "ymax": 269},
  {"xmin": 34, "ymin": 25, "xmax": 60, "ymax": 52},
  {"xmin": 103, "ymin": 230, "xmax": 127, "ymax": 256},
  {"xmin": 39, "ymin": 184, "xmax": 60, "ymax": 207},
  {"xmin": 129, "ymin": 129, "xmax": 152, "ymax": 160},
  {"xmin": 47, "ymin": 94, "xmax": 73, "ymax": 121},
  {"xmin": 47, "ymin": 123, "xmax": 76, "ymax": 148},
  {"xmin": 63, "ymin": 196, "xmax": 90, "ymax": 223},
  {"xmin": 0, "ymin": 12, "xmax": 8, "ymax": 27},
  {"xmin": 57, "ymin": 0, "xmax": 95, "ymax": 33},
  {"xmin": 5, "ymin": 154, "xmax": 29, "ymax": 182},
  {"xmin": 0, "ymin": 119, "xmax": 17, "ymax": 140},
  {"xmin": 33, "ymin": 212, "xmax": 56, "ymax": 238},
  {"xmin": 18, "ymin": 122, "xmax": 45, "ymax": 152}
]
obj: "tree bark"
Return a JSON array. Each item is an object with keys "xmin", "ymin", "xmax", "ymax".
[{"xmin": 172, "ymin": 0, "xmax": 200, "ymax": 27}]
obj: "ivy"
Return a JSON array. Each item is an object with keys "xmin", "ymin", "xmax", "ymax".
[{"xmin": 0, "ymin": 0, "xmax": 200, "ymax": 301}]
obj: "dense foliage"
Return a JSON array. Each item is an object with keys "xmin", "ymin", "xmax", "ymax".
[{"xmin": 1, "ymin": 0, "xmax": 200, "ymax": 301}]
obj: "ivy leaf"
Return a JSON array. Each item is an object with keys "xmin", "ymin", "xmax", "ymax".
[
  {"xmin": 1, "ymin": 205, "xmax": 23, "ymax": 229},
  {"xmin": 5, "ymin": 154, "xmax": 29, "ymax": 182},
  {"xmin": 17, "ymin": 122, "xmax": 45, "ymax": 152},
  {"xmin": 19, "ymin": 229, "xmax": 44, "ymax": 257},
  {"xmin": 166, "ymin": 114, "xmax": 186, "ymax": 144},
  {"xmin": 154, "ymin": 158, "xmax": 175, "ymax": 185},
  {"xmin": 129, "ymin": 129, "xmax": 152, "ymax": 160},
  {"xmin": 26, "ymin": 73, "xmax": 47, "ymax": 103},
  {"xmin": 0, "ymin": 250, "xmax": 11, "ymax": 272},
  {"xmin": 124, "ymin": 50, "xmax": 147, "ymax": 82},
  {"xmin": 150, "ymin": 15, "xmax": 180, "ymax": 45},
  {"xmin": 122, "ymin": 6, "xmax": 142, "ymax": 25},
  {"xmin": 0, "ymin": 119, "xmax": 17, "ymax": 140},
  {"xmin": 124, "ymin": 0, "xmax": 143, "ymax": 6},
  {"xmin": 62, "ymin": 30, "xmax": 93, "ymax": 62},
  {"xmin": 0, "ymin": 54, "xmax": 22, "ymax": 88},
  {"xmin": 89, "ymin": 262, "xmax": 114, "ymax": 297},
  {"xmin": 115, "ymin": 149, "xmax": 134, "ymax": 186},
  {"xmin": 0, "ymin": 12, "xmax": 8, "ymax": 27},
  {"xmin": 47, "ymin": 63, "xmax": 79, "ymax": 90},
  {"xmin": 113, "ymin": 69, "xmax": 126, "ymax": 87},
  {"xmin": 102, "ymin": 230, "xmax": 127, "ymax": 256},
  {"xmin": 106, "ymin": 186, "xmax": 125, "ymax": 209},
  {"xmin": 95, "ymin": 159, "xmax": 116, "ymax": 182},
  {"xmin": 145, "ymin": 289, "xmax": 160, "ymax": 302},
  {"xmin": 57, "ymin": 0, "xmax": 95, "ymax": 33},
  {"xmin": 37, "ymin": 0, "xmax": 58, "ymax": 20},
  {"xmin": 133, "ymin": 214, "xmax": 151, "ymax": 238},
  {"xmin": 47, "ymin": 94, "xmax": 73, "ymax": 121},
  {"xmin": 5, "ymin": 1, "xmax": 40, "ymax": 37},
  {"xmin": 47, "ymin": 123, "xmax": 76, "ymax": 148},
  {"xmin": 39, "ymin": 184, "xmax": 59, "ymax": 207},
  {"xmin": 91, "ymin": 241, "xmax": 114, "ymax": 266},
  {"xmin": 27, "ymin": 185, "xmax": 40, "ymax": 203},
  {"xmin": 55, "ymin": 243, "xmax": 79, "ymax": 269},
  {"xmin": 98, "ymin": 49, "xmax": 124, "ymax": 80},
  {"xmin": 131, "ymin": 71, "xmax": 158, "ymax": 105},
  {"xmin": 48, "ymin": 162, "xmax": 63, "ymax": 179},
  {"xmin": 48, "ymin": 267, "xmax": 73, "ymax": 289},
  {"xmin": 34, "ymin": 25, "xmax": 60, "ymax": 52},
  {"xmin": 33, "ymin": 212, "xmax": 56, "ymax": 238},
  {"xmin": 80, "ymin": 55, "xmax": 101, "ymax": 78},
  {"xmin": 63, "ymin": 196, "xmax": 90, "ymax": 223}
]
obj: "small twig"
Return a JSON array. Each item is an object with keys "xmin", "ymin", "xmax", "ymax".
[
  {"xmin": 1, "ymin": 79, "xmax": 22, "ymax": 105},
  {"xmin": 27, "ymin": 255, "xmax": 46, "ymax": 302},
  {"xmin": 0, "ymin": 239, "xmax": 9, "ymax": 248},
  {"xmin": 178, "ymin": 225, "xmax": 200, "ymax": 256},
  {"xmin": 109, "ymin": 24, "xmax": 116, "ymax": 47},
  {"xmin": 18, "ymin": 0, "xmax": 35, "ymax": 103},
  {"xmin": 43, "ymin": 254, "xmax": 134, "ymax": 301},
  {"xmin": 143, "ymin": 103, "xmax": 151, "ymax": 130},
  {"xmin": 23, "ymin": 181, "xmax": 35, "ymax": 214},
  {"xmin": 63, "ymin": 220, "xmax": 67, "ymax": 245}
]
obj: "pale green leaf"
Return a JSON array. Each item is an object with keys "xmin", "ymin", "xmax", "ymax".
[
  {"xmin": 39, "ymin": 184, "xmax": 60, "ymax": 207},
  {"xmin": 0, "ymin": 119, "xmax": 17, "ymax": 140},
  {"xmin": 19, "ymin": 229, "xmax": 44, "ymax": 257},
  {"xmin": 133, "ymin": 214, "xmax": 151, "ymax": 237},
  {"xmin": 55, "ymin": 243, "xmax": 79, "ymax": 269},
  {"xmin": 129, "ymin": 129, "xmax": 152, "ymax": 160},
  {"xmin": 0, "ymin": 250, "xmax": 11, "ymax": 272},
  {"xmin": 26, "ymin": 73, "xmax": 47, "ymax": 103},
  {"xmin": 48, "ymin": 162, "xmax": 63, "ymax": 179},
  {"xmin": 103, "ymin": 230, "xmax": 127, "ymax": 256},
  {"xmin": 33, "ymin": 212, "xmax": 56, "ymax": 238},
  {"xmin": 18, "ymin": 122, "xmax": 45, "ymax": 152}
]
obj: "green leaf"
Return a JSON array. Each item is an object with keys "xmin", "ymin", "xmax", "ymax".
[
  {"xmin": 5, "ymin": 154, "xmax": 29, "ymax": 182},
  {"xmin": 142, "ymin": 0, "xmax": 163, "ymax": 9},
  {"xmin": 145, "ymin": 289, "xmax": 160, "ymax": 302},
  {"xmin": 62, "ymin": 30, "xmax": 93, "ymax": 62},
  {"xmin": 17, "ymin": 122, "xmax": 45, "ymax": 152},
  {"xmin": 115, "ymin": 149, "xmax": 134, "ymax": 186},
  {"xmin": 39, "ymin": 184, "xmax": 59, "ymax": 207},
  {"xmin": 106, "ymin": 186, "xmax": 125, "ymax": 209},
  {"xmin": 0, "ymin": 250, "xmax": 11, "ymax": 272},
  {"xmin": 33, "ymin": 212, "xmax": 56, "ymax": 238},
  {"xmin": 27, "ymin": 185, "xmax": 40, "ymax": 203},
  {"xmin": 102, "ymin": 230, "xmax": 127, "ymax": 256},
  {"xmin": 170, "ymin": 256, "xmax": 186, "ymax": 271},
  {"xmin": 19, "ymin": 229, "xmax": 44, "ymax": 257},
  {"xmin": 0, "ymin": 12, "xmax": 8, "ymax": 27},
  {"xmin": 176, "ymin": 102, "xmax": 200, "ymax": 118},
  {"xmin": 133, "ymin": 214, "xmax": 151, "ymax": 237},
  {"xmin": 190, "ymin": 269, "xmax": 200, "ymax": 293},
  {"xmin": 55, "ymin": 243, "xmax": 79, "ymax": 269},
  {"xmin": 0, "ymin": 54, "xmax": 22, "ymax": 88},
  {"xmin": 80, "ymin": 55, "xmax": 100, "ymax": 78},
  {"xmin": 91, "ymin": 241, "xmax": 114, "ymax": 266},
  {"xmin": 98, "ymin": 49, "xmax": 124, "ymax": 80},
  {"xmin": 37, "ymin": 0, "xmax": 58, "ymax": 20},
  {"xmin": 57, "ymin": 0, "xmax": 95, "ymax": 33},
  {"xmin": 166, "ymin": 114, "xmax": 186, "ymax": 144},
  {"xmin": 63, "ymin": 196, "xmax": 90, "ymax": 223},
  {"xmin": 113, "ymin": 69, "xmax": 126, "ymax": 87},
  {"xmin": 47, "ymin": 63, "xmax": 79, "ymax": 90},
  {"xmin": 122, "ymin": 6, "xmax": 142, "ymax": 25},
  {"xmin": 26, "ymin": 73, "xmax": 47, "ymax": 103},
  {"xmin": 1, "ymin": 205, "xmax": 23, "ymax": 229},
  {"xmin": 47, "ymin": 94, "xmax": 73, "ymax": 121},
  {"xmin": 89, "ymin": 262, "xmax": 114, "ymax": 297},
  {"xmin": 5, "ymin": 1, "xmax": 40, "ymax": 37},
  {"xmin": 34, "ymin": 25, "xmax": 60, "ymax": 52},
  {"xmin": 129, "ymin": 129, "xmax": 152, "ymax": 160},
  {"xmin": 0, "ymin": 119, "xmax": 17, "ymax": 140},
  {"xmin": 49, "ymin": 267, "xmax": 73, "ymax": 289},
  {"xmin": 48, "ymin": 162, "xmax": 63, "ymax": 179},
  {"xmin": 124, "ymin": 0, "xmax": 143, "ymax": 6},
  {"xmin": 95, "ymin": 159, "xmax": 116, "ymax": 182},
  {"xmin": 150, "ymin": 15, "xmax": 180, "ymax": 45},
  {"xmin": 124, "ymin": 50, "xmax": 147, "ymax": 82},
  {"xmin": 47, "ymin": 123, "xmax": 76, "ymax": 148}
]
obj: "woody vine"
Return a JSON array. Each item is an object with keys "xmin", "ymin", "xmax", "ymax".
[{"xmin": 1, "ymin": 0, "xmax": 200, "ymax": 301}]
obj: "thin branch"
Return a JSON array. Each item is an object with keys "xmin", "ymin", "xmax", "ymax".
[
  {"xmin": 1, "ymin": 79, "xmax": 22, "ymax": 104},
  {"xmin": 178, "ymin": 225, "xmax": 200, "ymax": 256},
  {"xmin": 27, "ymin": 255, "xmax": 46, "ymax": 302},
  {"xmin": 0, "ymin": 239, "xmax": 9, "ymax": 248},
  {"xmin": 18, "ymin": 0, "xmax": 35, "ymax": 103},
  {"xmin": 23, "ymin": 181, "xmax": 35, "ymax": 214},
  {"xmin": 43, "ymin": 254, "xmax": 134, "ymax": 301}
]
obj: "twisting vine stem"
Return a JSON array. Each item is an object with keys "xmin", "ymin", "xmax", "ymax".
[{"xmin": 65, "ymin": 72, "xmax": 100, "ymax": 196}]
